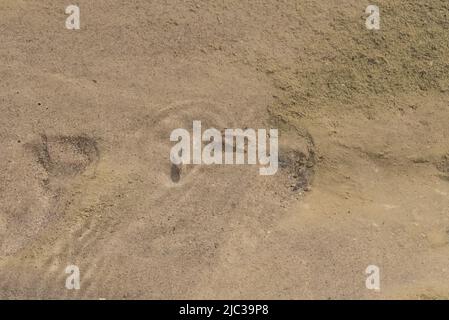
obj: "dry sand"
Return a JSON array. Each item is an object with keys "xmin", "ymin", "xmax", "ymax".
[{"xmin": 1, "ymin": 0, "xmax": 449, "ymax": 299}]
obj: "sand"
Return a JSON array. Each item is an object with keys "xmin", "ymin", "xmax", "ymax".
[{"xmin": 1, "ymin": 0, "xmax": 449, "ymax": 299}]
